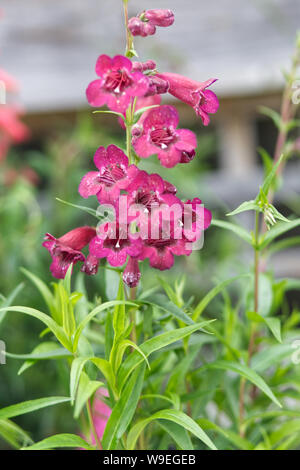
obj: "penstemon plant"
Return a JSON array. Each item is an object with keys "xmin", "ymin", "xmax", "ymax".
[{"xmin": 1, "ymin": 2, "xmax": 300, "ymax": 452}]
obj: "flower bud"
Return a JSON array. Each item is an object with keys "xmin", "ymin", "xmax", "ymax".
[
  {"xmin": 180, "ymin": 149, "xmax": 196, "ymax": 164},
  {"xmin": 123, "ymin": 257, "xmax": 141, "ymax": 288},
  {"xmin": 81, "ymin": 254, "xmax": 99, "ymax": 275},
  {"xmin": 144, "ymin": 9, "xmax": 175, "ymax": 27},
  {"xmin": 145, "ymin": 76, "xmax": 169, "ymax": 96},
  {"xmin": 141, "ymin": 22, "xmax": 156, "ymax": 37},
  {"xmin": 128, "ymin": 17, "xmax": 144, "ymax": 36},
  {"xmin": 132, "ymin": 60, "xmax": 157, "ymax": 72}
]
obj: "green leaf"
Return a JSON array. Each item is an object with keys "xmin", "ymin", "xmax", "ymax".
[
  {"xmin": 257, "ymin": 154, "xmax": 285, "ymax": 199},
  {"xmin": 158, "ymin": 421, "xmax": 193, "ymax": 450},
  {"xmin": 73, "ymin": 300, "xmax": 137, "ymax": 352},
  {"xmin": 20, "ymin": 268, "xmax": 53, "ymax": 315},
  {"xmin": 226, "ymin": 200, "xmax": 258, "ymax": 217},
  {"xmin": 93, "ymin": 109, "xmax": 125, "ymax": 120},
  {"xmin": 6, "ymin": 347, "xmax": 71, "ymax": 363},
  {"xmin": 259, "ymin": 106, "xmax": 282, "ymax": 130},
  {"xmin": 259, "ymin": 219, "xmax": 300, "ymax": 249},
  {"xmin": 197, "ymin": 418, "xmax": 253, "ymax": 450},
  {"xmin": 15, "ymin": 342, "xmax": 70, "ymax": 375},
  {"xmin": 270, "ymin": 420, "xmax": 300, "ymax": 447},
  {"xmin": 112, "ymin": 278, "xmax": 126, "ymax": 341},
  {"xmin": 90, "ymin": 358, "xmax": 116, "ymax": 395},
  {"xmin": 117, "ymin": 320, "xmax": 215, "ymax": 392},
  {"xmin": 166, "ymin": 348, "xmax": 199, "ymax": 393},
  {"xmin": 268, "ymin": 236, "xmax": 300, "ymax": 256},
  {"xmin": 22, "ymin": 433, "xmax": 94, "ymax": 450},
  {"xmin": 70, "ymin": 357, "xmax": 92, "ymax": 404},
  {"xmin": 211, "ymin": 219, "xmax": 252, "ymax": 244},
  {"xmin": 74, "ymin": 372, "xmax": 104, "ymax": 419},
  {"xmin": 0, "ymin": 397, "xmax": 71, "ymax": 420},
  {"xmin": 102, "ymin": 364, "xmax": 146, "ymax": 450},
  {"xmin": 251, "ymin": 343, "xmax": 294, "ymax": 372},
  {"xmin": 0, "ymin": 419, "xmax": 33, "ymax": 449},
  {"xmin": 134, "ymin": 105, "xmax": 160, "ymax": 121},
  {"xmin": 0, "ymin": 283, "xmax": 24, "ymax": 326},
  {"xmin": 127, "ymin": 409, "xmax": 217, "ymax": 450},
  {"xmin": 56, "ymin": 198, "xmax": 100, "ymax": 220},
  {"xmin": 141, "ymin": 294, "xmax": 194, "ymax": 325},
  {"xmin": 0, "ymin": 306, "xmax": 72, "ymax": 351},
  {"xmin": 192, "ymin": 275, "xmax": 249, "ymax": 321},
  {"xmin": 201, "ymin": 360, "xmax": 281, "ymax": 407},
  {"xmin": 247, "ymin": 312, "xmax": 281, "ymax": 342},
  {"xmin": 157, "ymin": 277, "xmax": 179, "ymax": 306}
]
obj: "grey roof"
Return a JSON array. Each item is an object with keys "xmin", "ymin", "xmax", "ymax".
[{"xmin": 0, "ymin": 0, "xmax": 299, "ymax": 112}]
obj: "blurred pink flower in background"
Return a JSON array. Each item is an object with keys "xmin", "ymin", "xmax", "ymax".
[{"xmin": 90, "ymin": 388, "xmax": 111, "ymax": 442}]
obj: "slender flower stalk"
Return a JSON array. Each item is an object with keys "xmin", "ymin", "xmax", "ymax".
[{"xmin": 239, "ymin": 211, "xmax": 260, "ymax": 436}]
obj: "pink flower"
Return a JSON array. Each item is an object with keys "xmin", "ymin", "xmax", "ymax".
[
  {"xmin": 139, "ymin": 225, "xmax": 191, "ymax": 271},
  {"xmin": 0, "ymin": 69, "xmax": 19, "ymax": 93},
  {"xmin": 156, "ymin": 73, "xmax": 219, "ymax": 125},
  {"xmin": 127, "ymin": 170, "xmax": 180, "ymax": 214},
  {"xmin": 79, "ymin": 145, "xmax": 138, "ymax": 204},
  {"xmin": 0, "ymin": 106, "xmax": 29, "ymax": 143},
  {"xmin": 132, "ymin": 105, "xmax": 197, "ymax": 168},
  {"xmin": 144, "ymin": 9, "xmax": 175, "ymax": 27},
  {"xmin": 43, "ymin": 226, "xmax": 96, "ymax": 279},
  {"xmin": 183, "ymin": 198, "xmax": 212, "ymax": 241},
  {"xmin": 89, "ymin": 222, "xmax": 142, "ymax": 267},
  {"xmin": 86, "ymin": 55, "xmax": 149, "ymax": 112},
  {"xmin": 123, "ymin": 257, "xmax": 141, "ymax": 288}
]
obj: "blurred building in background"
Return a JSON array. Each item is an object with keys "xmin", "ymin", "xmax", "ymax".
[{"xmin": 1, "ymin": 0, "xmax": 300, "ymax": 275}]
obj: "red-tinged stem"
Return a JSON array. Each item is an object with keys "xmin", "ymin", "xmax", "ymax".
[{"xmin": 239, "ymin": 211, "xmax": 260, "ymax": 437}]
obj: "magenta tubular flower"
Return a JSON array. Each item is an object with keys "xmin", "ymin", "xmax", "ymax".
[
  {"xmin": 127, "ymin": 170, "xmax": 180, "ymax": 214},
  {"xmin": 156, "ymin": 73, "xmax": 219, "ymax": 125},
  {"xmin": 123, "ymin": 257, "xmax": 141, "ymax": 288},
  {"xmin": 183, "ymin": 198, "xmax": 212, "ymax": 241},
  {"xmin": 79, "ymin": 145, "xmax": 138, "ymax": 204},
  {"xmin": 86, "ymin": 55, "xmax": 149, "ymax": 112},
  {"xmin": 0, "ymin": 106, "xmax": 30, "ymax": 143},
  {"xmin": 139, "ymin": 228, "xmax": 191, "ymax": 271},
  {"xmin": 132, "ymin": 105, "xmax": 197, "ymax": 168},
  {"xmin": 144, "ymin": 9, "xmax": 175, "ymax": 27},
  {"xmin": 89, "ymin": 223, "xmax": 142, "ymax": 267},
  {"xmin": 42, "ymin": 226, "xmax": 96, "ymax": 279}
]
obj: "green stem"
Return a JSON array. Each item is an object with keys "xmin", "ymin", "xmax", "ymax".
[
  {"xmin": 239, "ymin": 211, "xmax": 260, "ymax": 436},
  {"xmin": 126, "ymin": 114, "xmax": 133, "ymax": 164},
  {"xmin": 123, "ymin": 0, "xmax": 133, "ymax": 57},
  {"xmin": 86, "ymin": 399, "xmax": 103, "ymax": 450}
]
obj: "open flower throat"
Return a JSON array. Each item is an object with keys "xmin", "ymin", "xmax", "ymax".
[
  {"xmin": 150, "ymin": 126, "xmax": 177, "ymax": 149},
  {"xmin": 104, "ymin": 69, "xmax": 132, "ymax": 94}
]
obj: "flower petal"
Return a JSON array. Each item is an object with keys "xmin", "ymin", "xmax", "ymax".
[
  {"xmin": 201, "ymin": 90, "xmax": 219, "ymax": 114},
  {"xmin": 86, "ymin": 80, "xmax": 107, "ymax": 107},
  {"xmin": 78, "ymin": 171, "xmax": 101, "ymax": 198},
  {"xmin": 95, "ymin": 55, "xmax": 113, "ymax": 76}
]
